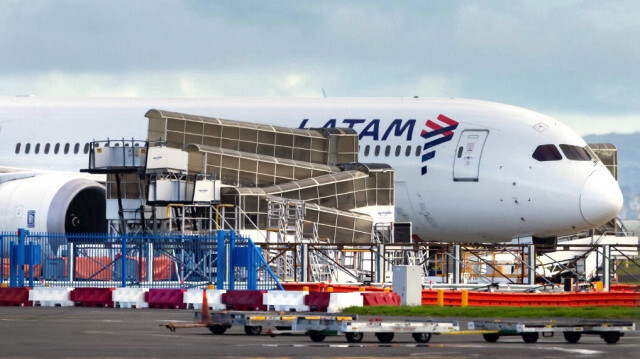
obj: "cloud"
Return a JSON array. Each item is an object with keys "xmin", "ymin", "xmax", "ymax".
[
  {"xmin": 548, "ymin": 111, "xmax": 640, "ymax": 136},
  {"xmin": 0, "ymin": 0, "xmax": 639, "ymax": 132},
  {"xmin": 0, "ymin": 69, "xmax": 331, "ymax": 97}
]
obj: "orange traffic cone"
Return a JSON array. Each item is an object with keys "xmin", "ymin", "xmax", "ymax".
[{"xmin": 200, "ymin": 289, "xmax": 211, "ymax": 324}]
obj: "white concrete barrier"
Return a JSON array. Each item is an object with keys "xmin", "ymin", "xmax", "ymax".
[
  {"xmin": 112, "ymin": 288, "xmax": 149, "ymax": 308},
  {"xmin": 327, "ymin": 292, "xmax": 363, "ymax": 313},
  {"xmin": 183, "ymin": 289, "xmax": 226, "ymax": 310},
  {"xmin": 263, "ymin": 290, "xmax": 310, "ymax": 312},
  {"xmin": 29, "ymin": 287, "xmax": 74, "ymax": 307}
]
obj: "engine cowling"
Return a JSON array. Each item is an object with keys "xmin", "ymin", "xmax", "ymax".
[{"xmin": 0, "ymin": 173, "xmax": 106, "ymax": 248}]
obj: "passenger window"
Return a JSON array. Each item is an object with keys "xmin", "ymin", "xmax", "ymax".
[
  {"xmin": 457, "ymin": 146, "xmax": 463, "ymax": 158},
  {"xmin": 364, "ymin": 145, "xmax": 370, "ymax": 156},
  {"xmin": 74, "ymin": 143, "xmax": 80, "ymax": 154},
  {"xmin": 25, "ymin": 143, "xmax": 31, "ymax": 154},
  {"xmin": 15, "ymin": 143, "xmax": 21, "ymax": 154},
  {"xmin": 415, "ymin": 145, "xmax": 421, "ymax": 157},
  {"xmin": 405, "ymin": 146, "xmax": 411, "ymax": 157},
  {"xmin": 84, "ymin": 143, "xmax": 90, "ymax": 154},
  {"xmin": 374, "ymin": 145, "xmax": 381, "ymax": 156},
  {"xmin": 532, "ymin": 144, "xmax": 562, "ymax": 161},
  {"xmin": 64, "ymin": 143, "xmax": 70, "ymax": 154},
  {"xmin": 384, "ymin": 145, "xmax": 391, "ymax": 157},
  {"xmin": 560, "ymin": 144, "xmax": 591, "ymax": 161},
  {"xmin": 44, "ymin": 143, "xmax": 50, "ymax": 154},
  {"xmin": 54, "ymin": 143, "xmax": 60, "ymax": 154},
  {"xmin": 35, "ymin": 143, "xmax": 40, "ymax": 154},
  {"xmin": 395, "ymin": 145, "xmax": 401, "ymax": 157}
]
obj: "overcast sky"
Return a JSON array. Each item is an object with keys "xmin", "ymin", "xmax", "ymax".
[{"xmin": 1, "ymin": 0, "xmax": 639, "ymax": 135}]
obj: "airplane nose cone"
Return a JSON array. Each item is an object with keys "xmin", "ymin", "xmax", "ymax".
[{"xmin": 580, "ymin": 170, "xmax": 623, "ymax": 226}]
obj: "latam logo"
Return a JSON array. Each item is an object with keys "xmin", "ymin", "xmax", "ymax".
[{"xmin": 420, "ymin": 114, "xmax": 459, "ymax": 175}]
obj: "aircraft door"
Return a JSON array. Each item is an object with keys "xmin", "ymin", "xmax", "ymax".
[{"xmin": 453, "ymin": 130, "xmax": 489, "ymax": 182}]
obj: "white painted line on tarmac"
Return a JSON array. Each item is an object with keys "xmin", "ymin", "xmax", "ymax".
[
  {"xmin": 142, "ymin": 333, "xmax": 192, "ymax": 339},
  {"xmin": 539, "ymin": 347, "xmax": 603, "ymax": 355},
  {"xmin": 409, "ymin": 352, "xmax": 462, "ymax": 356}
]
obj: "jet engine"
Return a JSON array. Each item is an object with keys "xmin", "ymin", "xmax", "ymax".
[{"xmin": 0, "ymin": 173, "xmax": 106, "ymax": 241}]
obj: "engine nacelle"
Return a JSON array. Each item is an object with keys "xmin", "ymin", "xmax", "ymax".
[{"xmin": 0, "ymin": 173, "xmax": 106, "ymax": 253}]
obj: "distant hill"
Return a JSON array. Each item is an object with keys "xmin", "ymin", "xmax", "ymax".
[{"xmin": 585, "ymin": 132, "xmax": 640, "ymax": 220}]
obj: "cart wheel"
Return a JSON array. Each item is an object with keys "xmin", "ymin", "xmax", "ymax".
[
  {"xmin": 522, "ymin": 332, "xmax": 539, "ymax": 343},
  {"xmin": 375, "ymin": 332, "xmax": 395, "ymax": 343},
  {"xmin": 563, "ymin": 332, "xmax": 581, "ymax": 343},
  {"xmin": 412, "ymin": 332, "xmax": 432, "ymax": 343},
  {"xmin": 345, "ymin": 332, "xmax": 364, "ymax": 343},
  {"xmin": 309, "ymin": 331, "xmax": 326, "ymax": 342},
  {"xmin": 602, "ymin": 332, "xmax": 621, "ymax": 344},
  {"xmin": 244, "ymin": 325, "xmax": 262, "ymax": 335},
  {"xmin": 209, "ymin": 325, "xmax": 227, "ymax": 335},
  {"xmin": 482, "ymin": 333, "xmax": 500, "ymax": 343}
]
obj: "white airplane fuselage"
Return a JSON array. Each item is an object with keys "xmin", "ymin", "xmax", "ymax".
[{"xmin": 0, "ymin": 97, "xmax": 623, "ymax": 243}]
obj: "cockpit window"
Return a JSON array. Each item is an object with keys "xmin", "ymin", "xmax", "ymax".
[
  {"xmin": 560, "ymin": 144, "xmax": 592, "ymax": 161},
  {"xmin": 532, "ymin": 144, "xmax": 562, "ymax": 161}
]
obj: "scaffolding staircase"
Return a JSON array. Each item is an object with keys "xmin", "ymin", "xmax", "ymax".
[{"xmin": 265, "ymin": 198, "xmax": 339, "ymax": 282}]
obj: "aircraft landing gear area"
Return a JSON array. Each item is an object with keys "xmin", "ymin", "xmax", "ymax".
[{"xmin": 165, "ymin": 311, "xmax": 635, "ymax": 345}]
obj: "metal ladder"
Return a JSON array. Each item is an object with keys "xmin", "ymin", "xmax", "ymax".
[{"xmin": 266, "ymin": 198, "xmax": 304, "ymax": 281}]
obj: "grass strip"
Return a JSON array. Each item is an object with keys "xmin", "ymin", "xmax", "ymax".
[{"xmin": 342, "ymin": 305, "xmax": 640, "ymax": 319}]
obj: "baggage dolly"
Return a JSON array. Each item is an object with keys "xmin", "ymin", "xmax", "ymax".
[
  {"xmin": 166, "ymin": 309, "xmax": 357, "ymax": 336},
  {"xmin": 468, "ymin": 320, "xmax": 636, "ymax": 344},
  {"xmin": 279, "ymin": 317, "xmax": 460, "ymax": 343},
  {"xmin": 205, "ymin": 311, "xmax": 298, "ymax": 335},
  {"xmin": 211, "ymin": 312, "xmax": 357, "ymax": 336},
  {"xmin": 162, "ymin": 290, "xmax": 357, "ymax": 336}
]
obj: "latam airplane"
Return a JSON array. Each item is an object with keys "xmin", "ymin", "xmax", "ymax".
[{"xmin": 0, "ymin": 96, "xmax": 623, "ymax": 243}]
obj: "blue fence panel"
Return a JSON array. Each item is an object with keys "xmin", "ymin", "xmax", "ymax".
[
  {"xmin": 219, "ymin": 231, "xmax": 282, "ymax": 291},
  {"xmin": 2, "ymin": 230, "xmax": 281, "ymax": 290},
  {"xmin": 1, "ymin": 232, "xmax": 18, "ymax": 285}
]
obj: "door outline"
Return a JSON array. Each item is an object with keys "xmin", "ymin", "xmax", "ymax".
[{"xmin": 453, "ymin": 130, "xmax": 489, "ymax": 182}]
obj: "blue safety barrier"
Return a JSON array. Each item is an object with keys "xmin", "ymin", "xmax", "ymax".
[
  {"xmin": 216, "ymin": 230, "xmax": 283, "ymax": 291},
  {"xmin": 8, "ymin": 229, "xmax": 41, "ymax": 288},
  {"xmin": 0, "ymin": 230, "xmax": 281, "ymax": 290}
]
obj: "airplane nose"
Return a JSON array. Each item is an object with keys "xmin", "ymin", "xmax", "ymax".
[{"xmin": 580, "ymin": 170, "xmax": 623, "ymax": 226}]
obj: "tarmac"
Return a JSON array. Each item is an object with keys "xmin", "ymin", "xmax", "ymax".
[{"xmin": 0, "ymin": 306, "xmax": 638, "ymax": 358}]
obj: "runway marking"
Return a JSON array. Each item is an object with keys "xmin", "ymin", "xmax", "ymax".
[
  {"xmin": 142, "ymin": 333, "xmax": 192, "ymax": 339},
  {"xmin": 539, "ymin": 347, "xmax": 602, "ymax": 355}
]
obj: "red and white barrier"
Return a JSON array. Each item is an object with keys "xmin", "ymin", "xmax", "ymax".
[
  {"xmin": 361, "ymin": 291, "xmax": 401, "ymax": 306},
  {"xmin": 145, "ymin": 289, "xmax": 187, "ymax": 309},
  {"xmin": 70, "ymin": 288, "xmax": 115, "ymax": 307},
  {"xmin": 29, "ymin": 287, "xmax": 74, "ymax": 307},
  {"xmin": 327, "ymin": 292, "xmax": 363, "ymax": 313},
  {"xmin": 7, "ymin": 284, "xmax": 639, "ymax": 311},
  {"xmin": 112, "ymin": 288, "xmax": 149, "ymax": 308},
  {"xmin": 0, "ymin": 287, "xmax": 32, "ymax": 306},
  {"xmin": 183, "ymin": 289, "xmax": 226, "ymax": 310},
  {"xmin": 222, "ymin": 290, "xmax": 267, "ymax": 311},
  {"xmin": 263, "ymin": 290, "xmax": 310, "ymax": 312}
]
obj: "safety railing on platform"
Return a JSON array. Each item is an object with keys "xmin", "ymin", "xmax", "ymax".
[{"xmin": 0, "ymin": 229, "xmax": 282, "ymax": 290}]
